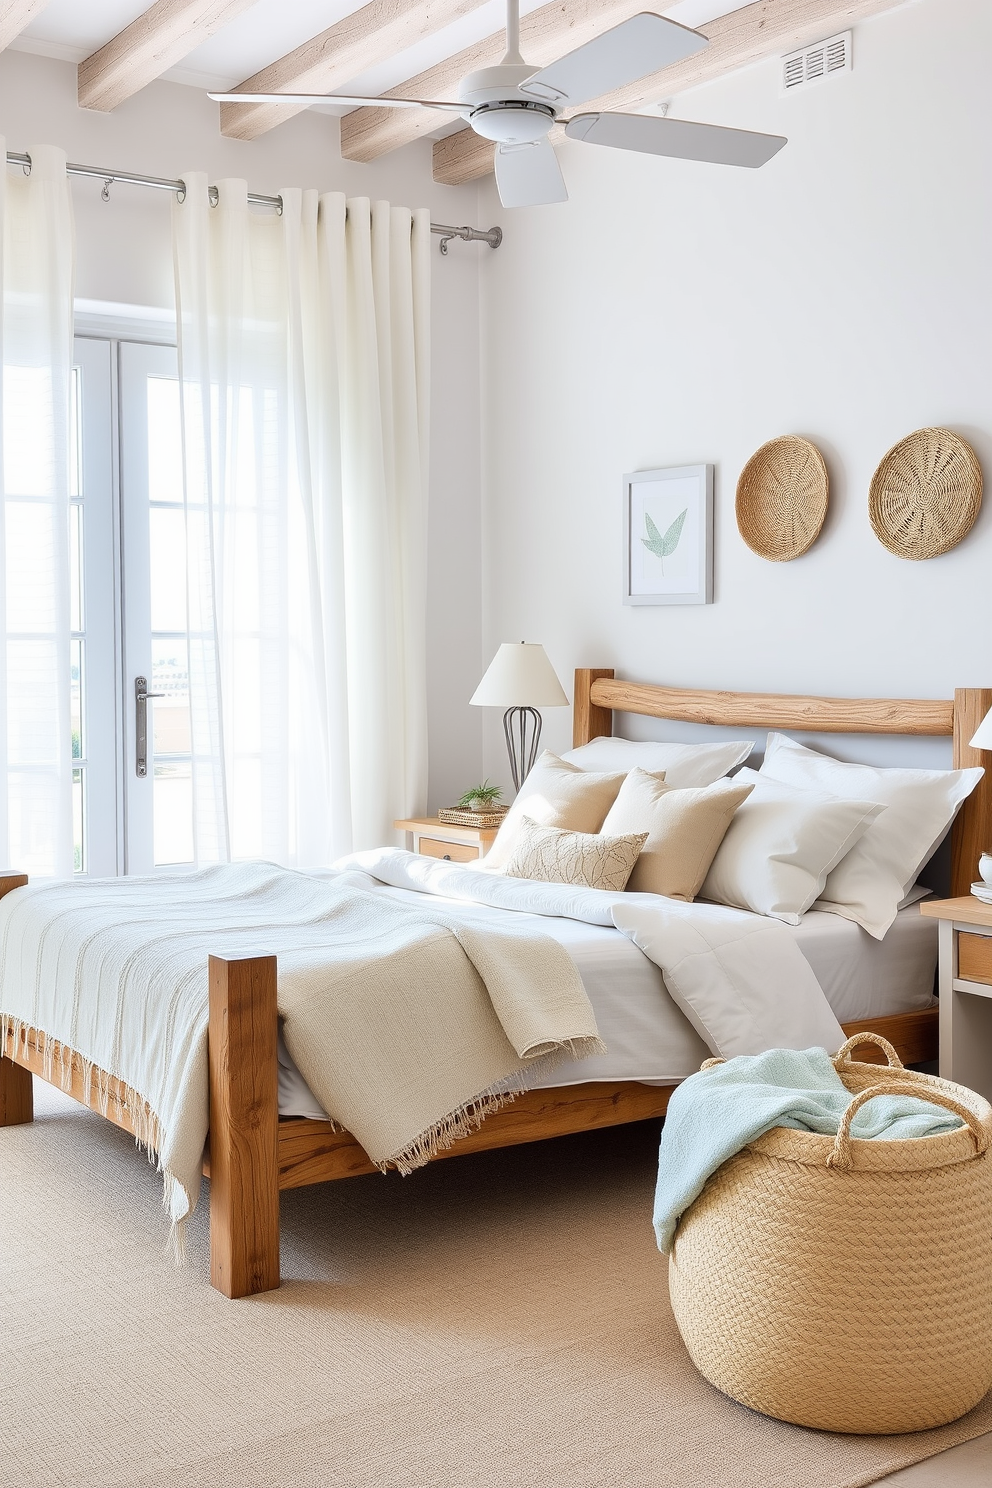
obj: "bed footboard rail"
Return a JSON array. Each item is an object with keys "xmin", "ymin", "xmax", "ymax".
[
  {"xmin": 207, "ymin": 954, "xmax": 280, "ymax": 1298},
  {"xmin": 0, "ymin": 873, "xmax": 31, "ymax": 1127}
]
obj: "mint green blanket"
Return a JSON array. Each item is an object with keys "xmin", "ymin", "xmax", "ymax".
[{"xmin": 654, "ymin": 1046, "xmax": 962, "ymax": 1253}]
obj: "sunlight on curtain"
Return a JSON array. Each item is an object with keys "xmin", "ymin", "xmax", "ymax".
[
  {"xmin": 172, "ymin": 178, "xmax": 429, "ymax": 866},
  {"xmin": 0, "ymin": 142, "xmax": 75, "ymax": 877}
]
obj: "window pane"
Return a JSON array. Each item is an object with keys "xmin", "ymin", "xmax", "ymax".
[
  {"xmin": 73, "ymin": 767, "xmax": 84, "ymax": 874},
  {"xmin": 154, "ymin": 762, "xmax": 193, "ymax": 865},
  {"xmin": 151, "ymin": 638, "xmax": 190, "ymax": 755},
  {"xmin": 149, "ymin": 506, "xmax": 187, "ymax": 632},
  {"xmin": 71, "ymin": 638, "xmax": 83, "ymax": 760},
  {"xmin": 70, "ymin": 502, "xmax": 83, "ymax": 632},
  {"xmin": 147, "ymin": 377, "xmax": 183, "ymax": 505}
]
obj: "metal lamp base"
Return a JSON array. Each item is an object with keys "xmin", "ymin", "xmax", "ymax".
[{"xmin": 503, "ymin": 706, "xmax": 542, "ymax": 793}]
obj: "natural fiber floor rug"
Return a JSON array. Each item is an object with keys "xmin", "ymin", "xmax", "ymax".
[{"xmin": 1, "ymin": 1083, "xmax": 990, "ymax": 1488}]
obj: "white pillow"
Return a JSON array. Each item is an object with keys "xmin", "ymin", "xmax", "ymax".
[
  {"xmin": 699, "ymin": 768, "xmax": 885, "ymax": 925},
  {"xmin": 561, "ymin": 735, "xmax": 753, "ymax": 789},
  {"xmin": 758, "ymin": 732, "xmax": 984, "ymax": 939}
]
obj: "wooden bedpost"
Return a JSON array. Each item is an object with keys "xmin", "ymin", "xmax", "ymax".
[
  {"xmin": 0, "ymin": 873, "xmax": 31, "ymax": 1126},
  {"xmin": 573, "ymin": 669, "xmax": 615, "ymax": 747},
  {"xmin": 208, "ymin": 954, "xmax": 280, "ymax": 1298},
  {"xmin": 951, "ymin": 688, "xmax": 992, "ymax": 898}
]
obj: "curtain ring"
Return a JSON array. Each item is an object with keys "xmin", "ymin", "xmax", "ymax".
[{"xmin": 101, "ymin": 178, "xmax": 113, "ymax": 202}]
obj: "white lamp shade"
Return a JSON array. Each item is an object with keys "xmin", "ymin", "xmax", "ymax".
[
  {"xmin": 970, "ymin": 707, "xmax": 992, "ymax": 751},
  {"xmin": 470, "ymin": 643, "xmax": 569, "ymax": 708}
]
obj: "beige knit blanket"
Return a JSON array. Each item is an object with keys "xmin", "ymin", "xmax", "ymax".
[{"xmin": 0, "ymin": 864, "xmax": 601, "ymax": 1241}]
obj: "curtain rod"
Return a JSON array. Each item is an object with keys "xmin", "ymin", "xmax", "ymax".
[{"xmin": 4, "ymin": 151, "xmax": 501, "ymax": 255}]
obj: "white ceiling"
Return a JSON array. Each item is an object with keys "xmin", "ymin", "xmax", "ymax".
[{"xmin": 11, "ymin": 0, "xmax": 756, "ymax": 127}]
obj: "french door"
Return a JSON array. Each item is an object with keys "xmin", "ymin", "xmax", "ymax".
[{"xmin": 73, "ymin": 334, "xmax": 192, "ymax": 875}]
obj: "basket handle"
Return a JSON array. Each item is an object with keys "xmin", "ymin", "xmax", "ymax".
[
  {"xmin": 826, "ymin": 1080, "xmax": 990, "ymax": 1170},
  {"xmin": 833, "ymin": 1031, "xmax": 904, "ymax": 1070}
]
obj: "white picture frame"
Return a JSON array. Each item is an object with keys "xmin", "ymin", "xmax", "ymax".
[{"xmin": 623, "ymin": 464, "xmax": 714, "ymax": 606}]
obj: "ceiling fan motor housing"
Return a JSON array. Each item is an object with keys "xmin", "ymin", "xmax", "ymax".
[{"xmin": 469, "ymin": 100, "xmax": 556, "ymax": 144}]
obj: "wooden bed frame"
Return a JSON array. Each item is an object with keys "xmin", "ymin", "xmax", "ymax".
[{"xmin": 2, "ymin": 672, "xmax": 989, "ymax": 1297}]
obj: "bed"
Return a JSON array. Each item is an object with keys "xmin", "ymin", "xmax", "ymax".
[{"xmin": 2, "ymin": 670, "xmax": 989, "ymax": 1298}]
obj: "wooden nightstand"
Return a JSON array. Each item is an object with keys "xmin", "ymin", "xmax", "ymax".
[
  {"xmin": 394, "ymin": 817, "xmax": 500, "ymax": 863},
  {"xmin": 921, "ymin": 896, "xmax": 992, "ymax": 1101}
]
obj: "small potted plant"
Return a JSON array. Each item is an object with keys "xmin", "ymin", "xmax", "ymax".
[{"xmin": 456, "ymin": 780, "xmax": 504, "ymax": 813}]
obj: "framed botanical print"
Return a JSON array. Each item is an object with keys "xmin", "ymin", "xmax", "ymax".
[{"xmin": 623, "ymin": 464, "xmax": 713, "ymax": 606}]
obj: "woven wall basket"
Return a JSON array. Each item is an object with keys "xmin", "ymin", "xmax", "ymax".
[
  {"xmin": 669, "ymin": 1034, "xmax": 992, "ymax": 1435},
  {"xmin": 736, "ymin": 436, "xmax": 828, "ymax": 561},
  {"xmin": 869, "ymin": 427, "xmax": 982, "ymax": 559}
]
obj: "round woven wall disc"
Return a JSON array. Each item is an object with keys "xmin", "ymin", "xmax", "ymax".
[
  {"xmin": 736, "ymin": 436, "xmax": 829, "ymax": 561},
  {"xmin": 869, "ymin": 427, "xmax": 982, "ymax": 560}
]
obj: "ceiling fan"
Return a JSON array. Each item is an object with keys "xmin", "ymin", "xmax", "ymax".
[{"xmin": 210, "ymin": 2, "xmax": 787, "ymax": 209}]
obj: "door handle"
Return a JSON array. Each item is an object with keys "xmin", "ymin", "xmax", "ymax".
[{"xmin": 135, "ymin": 676, "xmax": 164, "ymax": 778}]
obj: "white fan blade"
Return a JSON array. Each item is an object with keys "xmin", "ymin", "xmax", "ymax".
[
  {"xmin": 494, "ymin": 141, "xmax": 568, "ymax": 208},
  {"xmin": 519, "ymin": 14, "xmax": 706, "ymax": 109},
  {"xmin": 208, "ymin": 91, "xmax": 467, "ymax": 112},
  {"xmin": 565, "ymin": 112, "xmax": 787, "ymax": 167}
]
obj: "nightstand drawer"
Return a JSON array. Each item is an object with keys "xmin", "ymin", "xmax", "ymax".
[
  {"xmin": 417, "ymin": 837, "xmax": 480, "ymax": 863},
  {"xmin": 958, "ymin": 933, "xmax": 992, "ymax": 986}
]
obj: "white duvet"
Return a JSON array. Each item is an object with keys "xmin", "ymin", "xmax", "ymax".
[{"xmin": 338, "ymin": 849, "xmax": 846, "ymax": 1060}]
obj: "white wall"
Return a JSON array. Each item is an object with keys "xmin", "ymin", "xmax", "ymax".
[
  {"xmin": 476, "ymin": 0, "xmax": 992, "ymax": 786},
  {"xmin": 0, "ymin": 49, "xmax": 487, "ymax": 813}
]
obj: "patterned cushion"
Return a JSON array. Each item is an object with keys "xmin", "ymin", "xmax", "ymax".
[{"xmin": 503, "ymin": 817, "xmax": 647, "ymax": 892}]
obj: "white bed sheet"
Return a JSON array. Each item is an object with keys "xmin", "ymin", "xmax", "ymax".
[{"xmin": 276, "ymin": 894, "xmax": 936, "ymax": 1120}]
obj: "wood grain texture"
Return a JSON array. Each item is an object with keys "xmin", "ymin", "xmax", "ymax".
[
  {"xmin": 951, "ymin": 688, "xmax": 992, "ymax": 898},
  {"xmin": 340, "ymin": 0, "xmax": 651, "ymax": 163},
  {"xmin": 0, "ymin": 1052, "xmax": 33, "ymax": 1126},
  {"xmin": 838, "ymin": 1008, "xmax": 938, "ymax": 1068},
  {"xmin": 0, "ymin": 0, "xmax": 47, "ymax": 53},
  {"xmin": 957, "ymin": 934, "xmax": 992, "ymax": 988},
  {"xmin": 207, "ymin": 954, "xmax": 280, "ymax": 1298},
  {"xmin": 219, "ymin": 0, "xmax": 485, "ymax": 140},
  {"xmin": 921, "ymin": 897, "xmax": 992, "ymax": 929},
  {"xmin": 572, "ymin": 668, "xmax": 615, "ymax": 747},
  {"xmin": 0, "ymin": 873, "xmax": 29, "ymax": 898},
  {"xmin": 1, "ymin": 1022, "xmax": 143, "ymax": 1135},
  {"xmin": 78, "ymin": 0, "xmax": 257, "ymax": 111},
  {"xmin": 587, "ymin": 676, "xmax": 953, "ymax": 736},
  {"xmin": 395, "ymin": 817, "xmax": 500, "ymax": 847},
  {"xmin": 433, "ymin": 0, "xmax": 907, "ymax": 184}
]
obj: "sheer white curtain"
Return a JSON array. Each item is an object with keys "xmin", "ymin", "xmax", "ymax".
[
  {"xmin": 0, "ymin": 142, "xmax": 75, "ymax": 877},
  {"xmin": 172, "ymin": 178, "xmax": 429, "ymax": 866}
]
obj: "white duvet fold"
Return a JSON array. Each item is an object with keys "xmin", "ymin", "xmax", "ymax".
[{"xmin": 339, "ymin": 849, "xmax": 846, "ymax": 1061}]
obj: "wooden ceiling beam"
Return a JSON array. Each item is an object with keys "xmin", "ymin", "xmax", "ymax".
[
  {"xmin": 78, "ymin": 0, "xmax": 258, "ymax": 112},
  {"xmin": 339, "ymin": 0, "xmax": 653, "ymax": 164},
  {"xmin": 219, "ymin": 0, "xmax": 488, "ymax": 142},
  {"xmin": 0, "ymin": 0, "xmax": 49, "ymax": 54},
  {"xmin": 432, "ymin": 0, "xmax": 907, "ymax": 186}
]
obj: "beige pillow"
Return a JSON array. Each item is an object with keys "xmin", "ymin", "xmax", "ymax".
[
  {"xmin": 504, "ymin": 817, "xmax": 648, "ymax": 892},
  {"xmin": 484, "ymin": 751, "xmax": 627, "ymax": 869},
  {"xmin": 601, "ymin": 769, "xmax": 754, "ymax": 900}
]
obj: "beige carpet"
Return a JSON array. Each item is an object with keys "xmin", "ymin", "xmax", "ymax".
[{"xmin": 1, "ymin": 1081, "xmax": 990, "ymax": 1488}]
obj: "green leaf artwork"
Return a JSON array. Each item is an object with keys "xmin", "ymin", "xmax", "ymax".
[{"xmin": 642, "ymin": 507, "xmax": 687, "ymax": 574}]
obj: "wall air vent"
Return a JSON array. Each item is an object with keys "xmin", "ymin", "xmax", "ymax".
[{"xmin": 782, "ymin": 31, "xmax": 852, "ymax": 93}]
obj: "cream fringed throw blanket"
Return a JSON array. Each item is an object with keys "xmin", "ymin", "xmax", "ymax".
[{"xmin": 0, "ymin": 865, "xmax": 601, "ymax": 1242}]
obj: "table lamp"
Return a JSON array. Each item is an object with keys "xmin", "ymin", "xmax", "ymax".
[
  {"xmin": 970, "ymin": 709, "xmax": 992, "ymax": 752},
  {"xmin": 470, "ymin": 642, "xmax": 569, "ymax": 792}
]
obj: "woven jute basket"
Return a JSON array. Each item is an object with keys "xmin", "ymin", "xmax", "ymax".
[
  {"xmin": 736, "ymin": 436, "xmax": 829, "ymax": 561},
  {"xmin": 437, "ymin": 806, "xmax": 508, "ymax": 829},
  {"xmin": 669, "ymin": 1033, "xmax": 992, "ymax": 1435},
  {"xmin": 868, "ymin": 427, "xmax": 982, "ymax": 559}
]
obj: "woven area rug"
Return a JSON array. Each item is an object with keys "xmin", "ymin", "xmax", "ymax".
[{"xmin": 1, "ymin": 1082, "xmax": 990, "ymax": 1488}]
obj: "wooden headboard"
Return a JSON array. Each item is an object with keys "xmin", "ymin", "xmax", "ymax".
[{"xmin": 573, "ymin": 669, "xmax": 992, "ymax": 900}]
